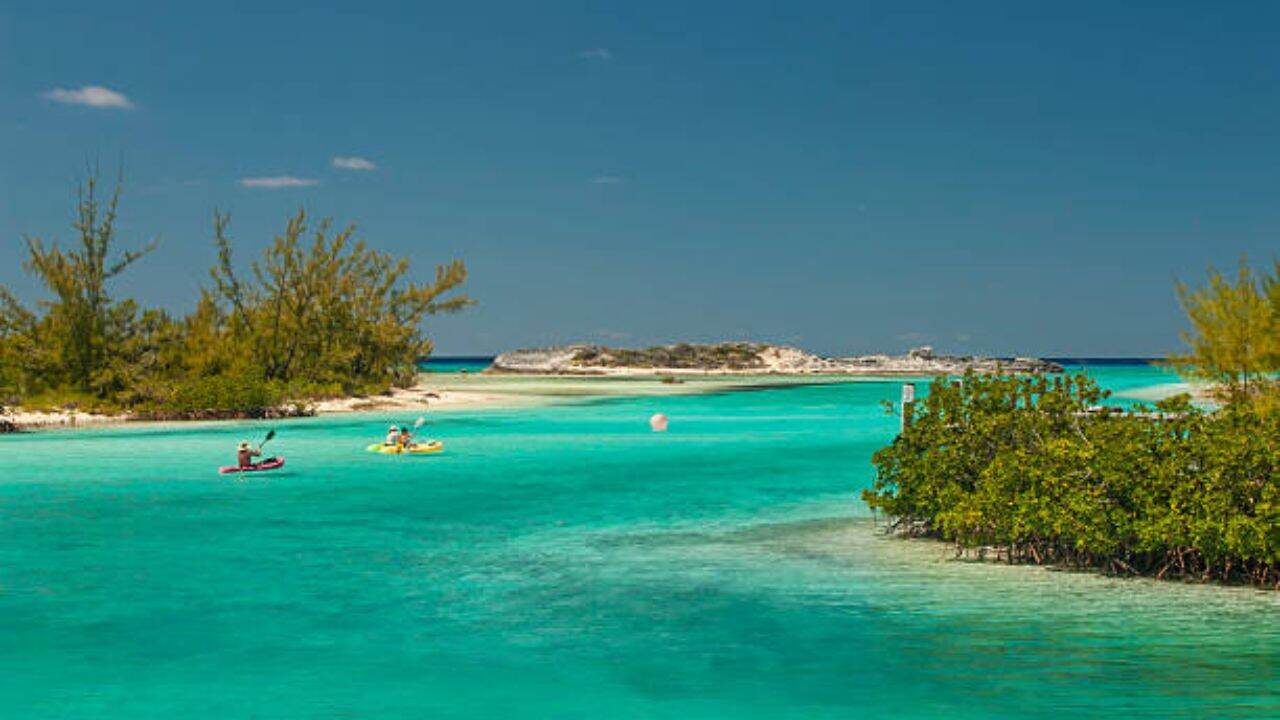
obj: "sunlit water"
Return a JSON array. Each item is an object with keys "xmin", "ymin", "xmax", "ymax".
[{"xmin": 1, "ymin": 364, "xmax": 1275, "ymax": 718}]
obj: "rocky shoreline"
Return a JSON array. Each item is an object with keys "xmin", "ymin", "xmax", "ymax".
[
  {"xmin": 0, "ymin": 379, "xmax": 520, "ymax": 433},
  {"xmin": 489, "ymin": 343, "xmax": 1062, "ymax": 376}
]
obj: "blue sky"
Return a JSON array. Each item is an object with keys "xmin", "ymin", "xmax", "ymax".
[{"xmin": 2, "ymin": 1, "xmax": 1277, "ymax": 357}]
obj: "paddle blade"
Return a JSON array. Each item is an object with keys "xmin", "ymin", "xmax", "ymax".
[
  {"xmin": 414, "ymin": 416, "xmax": 426, "ymax": 428},
  {"xmin": 264, "ymin": 430, "xmax": 276, "ymax": 442}
]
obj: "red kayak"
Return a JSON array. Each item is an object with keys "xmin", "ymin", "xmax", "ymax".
[{"xmin": 218, "ymin": 456, "xmax": 285, "ymax": 475}]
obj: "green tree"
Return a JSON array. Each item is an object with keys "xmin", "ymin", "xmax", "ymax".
[
  {"xmin": 1173, "ymin": 261, "xmax": 1279, "ymax": 399},
  {"xmin": 0, "ymin": 286, "xmax": 43, "ymax": 400},
  {"xmin": 208, "ymin": 209, "xmax": 472, "ymax": 393},
  {"xmin": 18, "ymin": 170, "xmax": 155, "ymax": 395}
]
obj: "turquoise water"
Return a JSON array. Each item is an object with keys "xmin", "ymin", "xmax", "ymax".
[
  {"xmin": 418, "ymin": 356, "xmax": 493, "ymax": 374},
  {"xmin": 1, "ymin": 364, "xmax": 1275, "ymax": 718}
]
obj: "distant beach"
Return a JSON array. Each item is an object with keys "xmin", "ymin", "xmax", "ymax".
[{"xmin": 2, "ymin": 356, "xmax": 1200, "ymax": 431}]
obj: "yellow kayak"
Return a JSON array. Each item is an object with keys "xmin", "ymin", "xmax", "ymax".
[{"xmin": 366, "ymin": 441, "xmax": 444, "ymax": 455}]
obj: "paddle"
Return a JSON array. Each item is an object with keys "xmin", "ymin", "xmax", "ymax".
[
  {"xmin": 392, "ymin": 417, "xmax": 426, "ymax": 453},
  {"xmin": 254, "ymin": 429, "xmax": 277, "ymax": 466}
]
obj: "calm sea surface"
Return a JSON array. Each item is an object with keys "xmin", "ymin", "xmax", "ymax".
[{"xmin": 1, "ymin": 363, "xmax": 1275, "ymax": 718}]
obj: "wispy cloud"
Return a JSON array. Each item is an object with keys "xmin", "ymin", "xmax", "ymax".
[
  {"xmin": 579, "ymin": 47, "xmax": 613, "ymax": 61},
  {"xmin": 591, "ymin": 175, "xmax": 623, "ymax": 185},
  {"xmin": 239, "ymin": 176, "xmax": 319, "ymax": 189},
  {"xmin": 43, "ymin": 85, "xmax": 134, "ymax": 109},
  {"xmin": 332, "ymin": 156, "xmax": 377, "ymax": 171}
]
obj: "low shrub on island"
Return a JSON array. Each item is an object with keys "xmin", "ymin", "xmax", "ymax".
[
  {"xmin": 864, "ymin": 373, "xmax": 1279, "ymax": 586},
  {"xmin": 0, "ymin": 171, "xmax": 472, "ymax": 417},
  {"xmin": 572, "ymin": 342, "xmax": 769, "ymax": 370},
  {"xmin": 866, "ymin": 262, "xmax": 1280, "ymax": 587}
]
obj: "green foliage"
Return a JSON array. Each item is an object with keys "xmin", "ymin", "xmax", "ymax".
[
  {"xmin": 573, "ymin": 342, "xmax": 767, "ymax": 369},
  {"xmin": 19, "ymin": 170, "xmax": 155, "ymax": 394},
  {"xmin": 0, "ymin": 175, "xmax": 471, "ymax": 417},
  {"xmin": 163, "ymin": 373, "xmax": 285, "ymax": 416},
  {"xmin": 864, "ymin": 372, "xmax": 1280, "ymax": 586},
  {"xmin": 208, "ymin": 210, "xmax": 472, "ymax": 392},
  {"xmin": 0, "ymin": 286, "xmax": 42, "ymax": 401}
]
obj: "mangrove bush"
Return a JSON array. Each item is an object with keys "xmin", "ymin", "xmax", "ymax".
[
  {"xmin": 863, "ymin": 373, "xmax": 1279, "ymax": 586},
  {"xmin": 865, "ymin": 260, "xmax": 1280, "ymax": 587}
]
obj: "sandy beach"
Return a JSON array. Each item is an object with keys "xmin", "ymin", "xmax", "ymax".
[
  {"xmin": 1, "ymin": 408, "xmax": 131, "ymax": 431},
  {"xmin": 313, "ymin": 372, "xmax": 869, "ymax": 413},
  {"xmin": 1, "ymin": 371, "xmax": 855, "ymax": 431},
  {"xmin": 2, "ymin": 367, "xmax": 1204, "ymax": 432}
]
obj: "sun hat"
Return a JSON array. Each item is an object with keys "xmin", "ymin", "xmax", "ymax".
[{"xmin": 238, "ymin": 441, "xmax": 249, "ymax": 449}]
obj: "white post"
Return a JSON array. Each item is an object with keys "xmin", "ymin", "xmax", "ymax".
[{"xmin": 900, "ymin": 383, "xmax": 915, "ymax": 433}]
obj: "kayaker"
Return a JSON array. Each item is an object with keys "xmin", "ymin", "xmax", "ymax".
[
  {"xmin": 397, "ymin": 426, "xmax": 414, "ymax": 449},
  {"xmin": 384, "ymin": 425, "xmax": 400, "ymax": 446},
  {"xmin": 237, "ymin": 441, "xmax": 261, "ymax": 469}
]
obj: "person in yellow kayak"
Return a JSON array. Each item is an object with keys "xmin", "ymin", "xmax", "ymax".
[
  {"xmin": 384, "ymin": 425, "xmax": 400, "ymax": 447},
  {"xmin": 397, "ymin": 426, "xmax": 415, "ymax": 449},
  {"xmin": 237, "ymin": 441, "xmax": 261, "ymax": 469}
]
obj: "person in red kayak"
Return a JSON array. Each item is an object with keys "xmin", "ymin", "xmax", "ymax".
[{"xmin": 237, "ymin": 441, "xmax": 262, "ymax": 468}]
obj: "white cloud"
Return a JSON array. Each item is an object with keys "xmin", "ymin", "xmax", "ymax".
[
  {"xmin": 579, "ymin": 48, "xmax": 613, "ymax": 61},
  {"xmin": 332, "ymin": 156, "xmax": 377, "ymax": 171},
  {"xmin": 43, "ymin": 85, "xmax": 134, "ymax": 109},
  {"xmin": 591, "ymin": 175, "xmax": 623, "ymax": 185},
  {"xmin": 239, "ymin": 176, "xmax": 319, "ymax": 189}
]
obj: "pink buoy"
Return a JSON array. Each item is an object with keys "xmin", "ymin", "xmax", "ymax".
[{"xmin": 649, "ymin": 413, "xmax": 669, "ymax": 432}]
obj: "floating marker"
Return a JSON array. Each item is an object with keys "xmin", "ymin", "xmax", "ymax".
[{"xmin": 649, "ymin": 413, "xmax": 669, "ymax": 432}]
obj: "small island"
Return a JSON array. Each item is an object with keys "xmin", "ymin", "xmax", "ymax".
[{"xmin": 489, "ymin": 342, "xmax": 1062, "ymax": 376}]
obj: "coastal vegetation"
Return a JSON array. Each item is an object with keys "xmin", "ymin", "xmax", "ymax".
[
  {"xmin": 0, "ymin": 172, "xmax": 471, "ymax": 418},
  {"xmin": 865, "ymin": 261, "xmax": 1280, "ymax": 587},
  {"xmin": 573, "ymin": 342, "xmax": 769, "ymax": 370}
]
